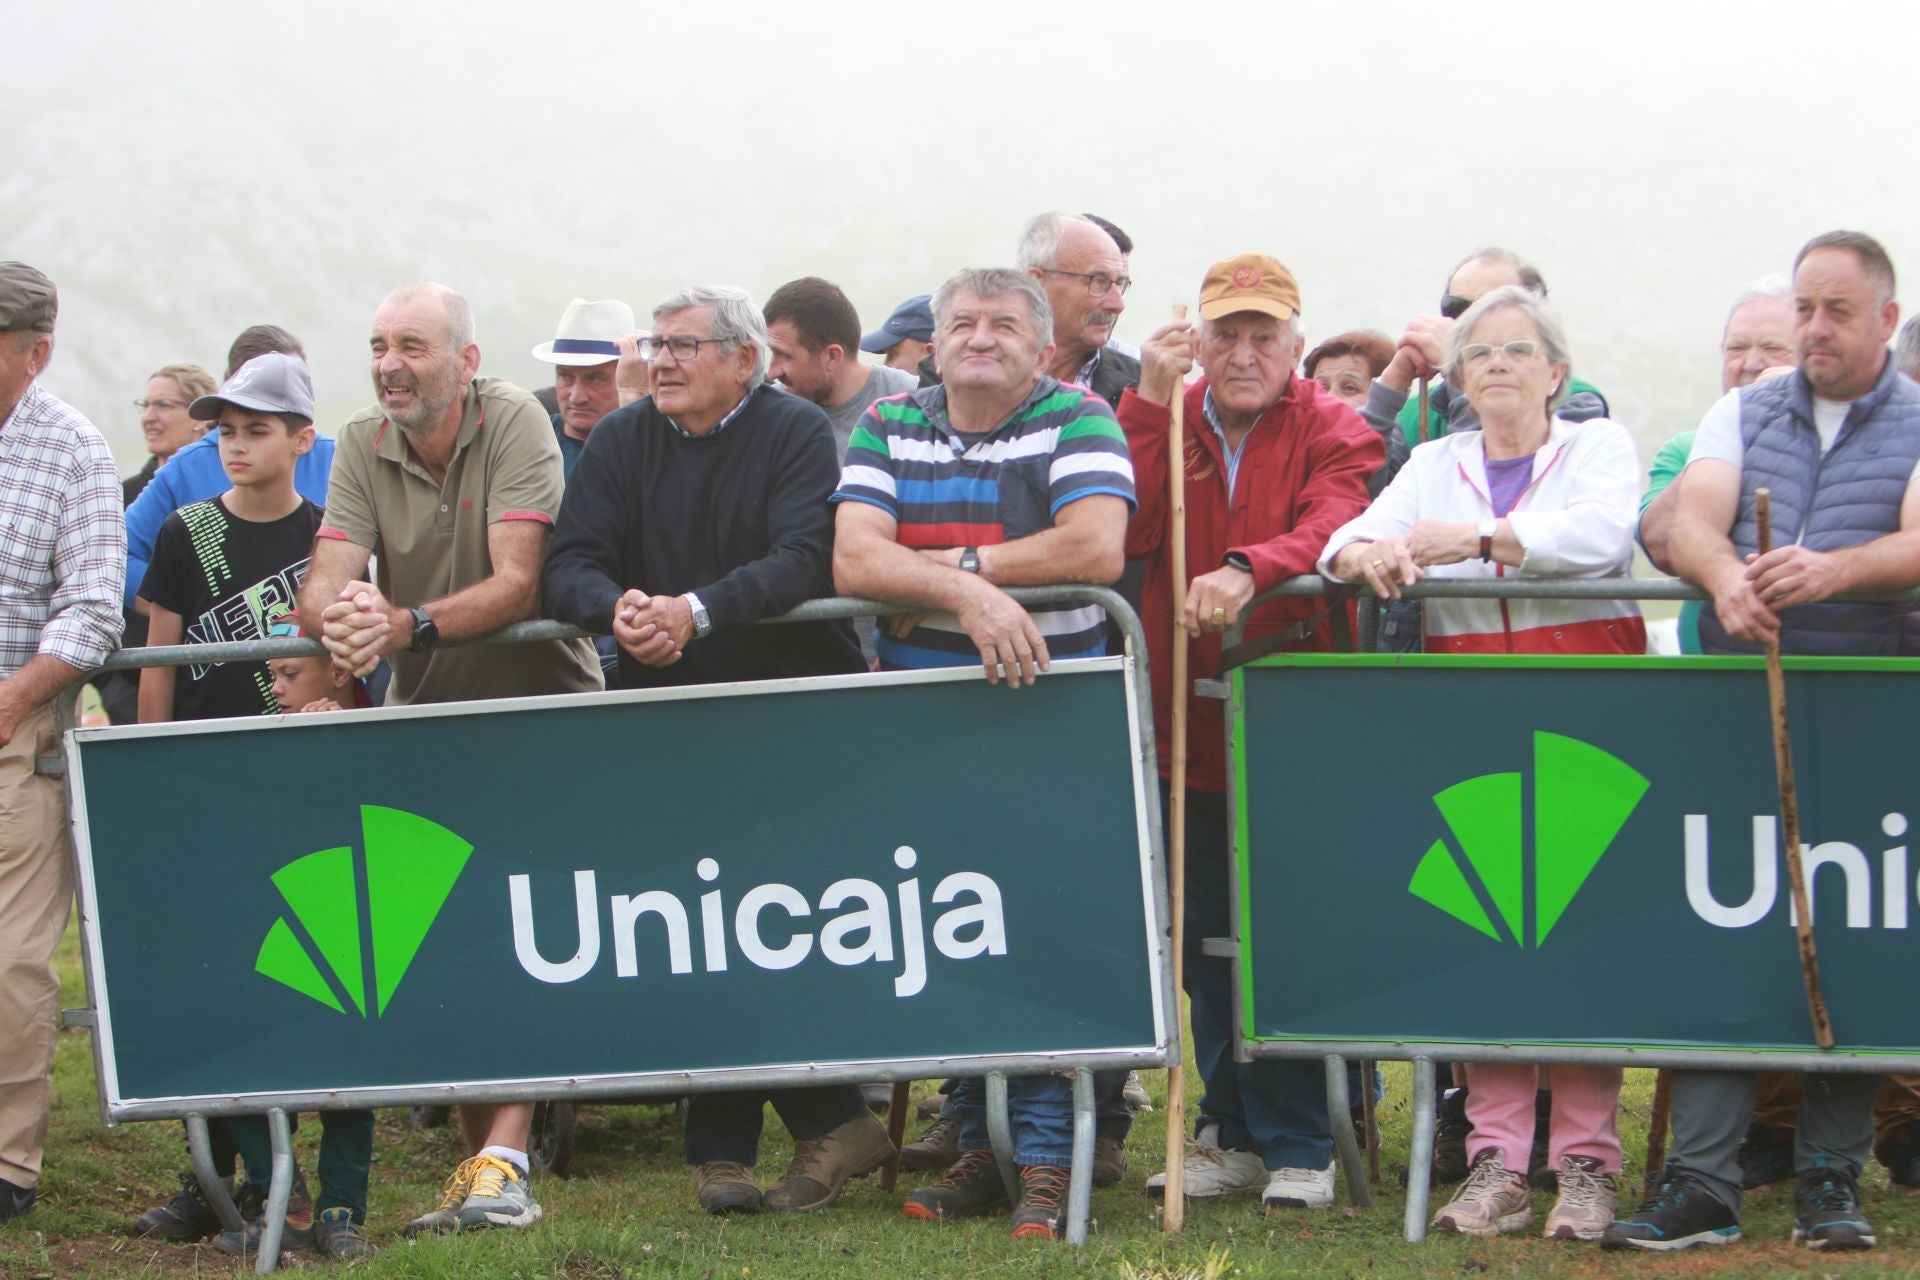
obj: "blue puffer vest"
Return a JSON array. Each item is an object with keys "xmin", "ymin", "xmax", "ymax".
[{"xmin": 1699, "ymin": 356, "xmax": 1920, "ymax": 655}]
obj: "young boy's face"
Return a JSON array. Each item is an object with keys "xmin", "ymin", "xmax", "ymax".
[
  {"xmin": 269, "ymin": 654, "xmax": 346, "ymax": 712},
  {"xmin": 218, "ymin": 406, "xmax": 314, "ymax": 487}
]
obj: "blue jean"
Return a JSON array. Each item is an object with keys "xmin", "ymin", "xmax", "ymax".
[
  {"xmin": 1170, "ymin": 781, "xmax": 1333, "ymax": 1170},
  {"xmin": 949, "ymin": 1074, "xmax": 1075, "ymax": 1167}
]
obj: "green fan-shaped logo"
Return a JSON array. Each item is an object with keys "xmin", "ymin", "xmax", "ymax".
[
  {"xmin": 255, "ymin": 805, "xmax": 472, "ymax": 1016},
  {"xmin": 1408, "ymin": 733, "xmax": 1648, "ymax": 948}
]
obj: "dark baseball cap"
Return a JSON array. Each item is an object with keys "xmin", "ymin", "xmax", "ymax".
[
  {"xmin": 190, "ymin": 352, "xmax": 317, "ymax": 421},
  {"xmin": 0, "ymin": 262, "xmax": 57, "ymax": 333},
  {"xmin": 859, "ymin": 294, "xmax": 935, "ymax": 353}
]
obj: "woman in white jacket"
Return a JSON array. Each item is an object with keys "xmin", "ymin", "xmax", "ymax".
[{"xmin": 1319, "ymin": 286, "xmax": 1642, "ymax": 1240}]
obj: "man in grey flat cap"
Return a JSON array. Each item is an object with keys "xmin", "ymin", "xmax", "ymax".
[{"xmin": 0, "ymin": 262, "xmax": 126, "ymax": 1222}]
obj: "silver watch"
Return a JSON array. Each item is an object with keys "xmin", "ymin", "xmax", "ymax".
[{"xmin": 683, "ymin": 592, "xmax": 712, "ymax": 638}]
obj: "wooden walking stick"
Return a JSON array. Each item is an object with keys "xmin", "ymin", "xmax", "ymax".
[
  {"xmin": 878, "ymin": 1082, "xmax": 911, "ymax": 1192},
  {"xmin": 1755, "ymin": 488, "xmax": 1837, "ymax": 1050},
  {"xmin": 1643, "ymin": 1068, "xmax": 1672, "ymax": 1195},
  {"xmin": 1163, "ymin": 303, "xmax": 1192, "ymax": 1230}
]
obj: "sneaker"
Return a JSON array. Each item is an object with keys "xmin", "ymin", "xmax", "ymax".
[
  {"xmin": 131, "ymin": 1172, "xmax": 223, "ymax": 1240},
  {"xmin": 1885, "ymin": 1122, "xmax": 1920, "ymax": 1192},
  {"xmin": 1145, "ymin": 1125, "xmax": 1267, "ymax": 1199},
  {"xmin": 1543, "ymin": 1155, "xmax": 1617, "ymax": 1240},
  {"xmin": 313, "ymin": 1207, "xmax": 375, "ymax": 1260},
  {"xmin": 1123, "ymin": 1071, "xmax": 1154, "ymax": 1112},
  {"xmin": 1010, "ymin": 1164, "xmax": 1068, "ymax": 1240},
  {"xmin": 1432, "ymin": 1149, "xmax": 1531, "ymax": 1237},
  {"xmin": 1600, "ymin": 1164, "xmax": 1741, "ymax": 1251},
  {"xmin": 900, "ymin": 1115, "xmax": 962, "ymax": 1172},
  {"xmin": 405, "ymin": 1156, "xmax": 484, "ymax": 1236},
  {"xmin": 764, "ymin": 1111, "xmax": 896, "ymax": 1212},
  {"xmin": 694, "ymin": 1161, "xmax": 762, "ymax": 1215},
  {"xmin": 1792, "ymin": 1162, "xmax": 1876, "ymax": 1250},
  {"xmin": 1431, "ymin": 1088, "xmax": 1471, "ymax": 1185},
  {"xmin": 457, "ymin": 1155, "xmax": 541, "ymax": 1230},
  {"xmin": 1092, "ymin": 1135, "xmax": 1127, "ymax": 1189},
  {"xmin": 211, "ymin": 1170, "xmax": 312, "ymax": 1257},
  {"xmin": 0, "ymin": 1177, "xmax": 36, "ymax": 1225},
  {"xmin": 1263, "ymin": 1162, "xmax": 1336, "ymax": 1209},
  {"xmin": 1737, "ymin": 1122, "xmax": 1796, "ymax": 1189},
  {"xmin": 902, "ymin": 1150, "xmax": 1011, "ymax": 1221}
]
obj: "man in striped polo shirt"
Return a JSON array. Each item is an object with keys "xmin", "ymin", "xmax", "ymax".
[{"xmin": 831, "ymin": 266, "xmax": 1133, "ymax": 1240}]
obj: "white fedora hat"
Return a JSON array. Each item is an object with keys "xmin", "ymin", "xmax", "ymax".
[{"xmin": 531, "ymin": 298, "xmax": 637, "ymax": 365}]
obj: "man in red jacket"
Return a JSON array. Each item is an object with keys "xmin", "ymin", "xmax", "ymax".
[{"xmin": 1117, "ymin": 252, "xmax": 1383, "ymax": 1210}]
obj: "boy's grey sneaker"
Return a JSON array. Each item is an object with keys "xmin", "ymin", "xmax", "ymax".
[
  {"xmin": 1792, "ymin": 1162, "xmax": 1876, "ymax": 1251},
  {"xmin": 313, "ymin": 1207, "xmax": 375, "ymax": 1260},
  {"xmin": 456, "ymin": 1155, "xmax": 542, "ymax": 1229},
  {"xmin": 1600, "ymin": 1164, "xmax": 1741, "ymax": 1251}
]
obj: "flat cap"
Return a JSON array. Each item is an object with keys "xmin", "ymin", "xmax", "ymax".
[{"xmin": 0, "ymin": 262, "xmax": 57, "ymax": 333}]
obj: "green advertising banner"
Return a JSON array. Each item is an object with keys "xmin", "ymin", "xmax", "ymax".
[
  {"xmin": 68, "ymin": 660, "xmax": 1166, "ymax": 1116},
  {"xmin": 1232, "ymin": 654, "xmax": 1920, "ymax": 1059}
]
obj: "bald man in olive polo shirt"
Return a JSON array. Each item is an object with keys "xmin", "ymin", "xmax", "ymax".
[{"xmin": 299, "ymin": 281, "xmax": 599, "ymax": 1235}]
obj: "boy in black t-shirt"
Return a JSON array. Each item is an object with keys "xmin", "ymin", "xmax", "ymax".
[{"xmin": 137, "ymin": 352, "xmax": 323, "ymax": 723}]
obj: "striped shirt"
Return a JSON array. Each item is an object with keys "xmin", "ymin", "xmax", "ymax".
[
  {"xmin": 833, "ymin": 376, "xmax": 1135, "ymax": 668},
  {"xmin": 0, "ymin": 384, "xmax": 125, "ymax": 677}
]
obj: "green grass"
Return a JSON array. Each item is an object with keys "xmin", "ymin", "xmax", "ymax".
[{"xmin": 8, "ymin": 919, "xmax": 1920, "ymax": 1277}]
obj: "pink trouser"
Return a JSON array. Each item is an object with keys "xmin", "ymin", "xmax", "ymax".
[{"xmin": 1464, "ymin": 1063, "xmax": 1623, "ymax": 1173}]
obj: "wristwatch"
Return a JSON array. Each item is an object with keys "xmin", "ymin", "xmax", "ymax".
[
  {"xmin": 683, "ymin": 592, "xmax": 713, "ymax": 639},
  {"xmin": 1223, "ymin": 551, "xmax": 1253, "ymax": 574},
  {"xmin": 407, "ymin": 605, "xmax": 439, "ymax": 653},
  {"xmin": 1478, "ymin": 520, "xmax": 1497, "ymax": 563},
  {"xmin": 958, "ymin": 547, "xmax": 982, "ymax": 574}
]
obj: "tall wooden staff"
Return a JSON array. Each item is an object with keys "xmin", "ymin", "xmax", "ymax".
[
  {"xmin": 1756, "ymin": 488, "xmax": 1836, "ymax": 1049},
  {"xmin": 1163, "ymin": 304, "xmax": 1192, "ymax": 1229}
]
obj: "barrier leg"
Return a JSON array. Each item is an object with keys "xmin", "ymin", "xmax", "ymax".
[
  {"xmin": 1405, "ymin": 1057, "xmax": 1436, "ymax": 1243},
  {"xmin": 185, "ymin": 1115, "xmax": 246, "ymax": 1233},
  {"xmin": 255, "ymin": 1108, "xmax": 294, "ymax": 1274},
  {"xmin": 985, "ymin": 1072, "xmax": 1020, "ymax": 1204},
  {"xmin": 1324, "ymin": 1056, "xmax": 1371, "ymax": 1208},
  {"xmin": 1066, "ymin": 1069, "xmax": 1095, "ymax": 1245}
]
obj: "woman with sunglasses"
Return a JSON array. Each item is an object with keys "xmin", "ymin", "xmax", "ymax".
[{"xmin": 1316, "ymin": 285, "xmax": 1644, "ymax": 1242}]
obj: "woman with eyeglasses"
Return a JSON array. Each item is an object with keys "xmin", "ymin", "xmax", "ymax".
[
  {"xmin": 125, "ymin": 362, "xmax": 218, "ymax": 504},
  {"xmin": 1316, "ymin": 285, "xmax": 1644, "ymax": 1242}
]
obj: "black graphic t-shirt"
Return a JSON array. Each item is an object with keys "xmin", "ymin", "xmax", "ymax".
[{"xmin": 139, "ymin": 496, "xmax": 324, "ymax": 721}]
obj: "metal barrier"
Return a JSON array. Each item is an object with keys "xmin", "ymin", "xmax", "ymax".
[
  {"xmin": 1216, "ymin": 574, "xmax": 1920, "ymax": 1241},
  {"xmin": 54, "ymin": 586, "xmax": 1172, "ymax": 1267}
]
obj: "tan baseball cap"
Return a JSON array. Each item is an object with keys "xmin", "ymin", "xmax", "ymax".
[{"xmin": 1198, "ymin": 253, "xmax": 1300, "ymax": 323}]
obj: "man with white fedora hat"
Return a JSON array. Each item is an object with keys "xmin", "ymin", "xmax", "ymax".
[{"xmin": 532, "ymin": 298, "xmax": 637, "ymax": 483}]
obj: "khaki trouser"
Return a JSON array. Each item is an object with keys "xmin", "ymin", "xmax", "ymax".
[
  {"xmin": 0, "ymin": 702, "xmax": 70, "ymax": 1189},
  {"xmin": 1752, "ymin": 1069, "xmax": 1920, "ymax": 1166}
]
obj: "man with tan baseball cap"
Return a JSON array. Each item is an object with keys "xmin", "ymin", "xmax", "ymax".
[{"xmin": 1113, "ymin": 250, "xmax": 1387, "ymax": 1211}]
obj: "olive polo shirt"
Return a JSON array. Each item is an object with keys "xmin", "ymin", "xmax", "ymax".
[{"xmin": 318, "ymin": 376, "xmax": 602, "ymax": 705}]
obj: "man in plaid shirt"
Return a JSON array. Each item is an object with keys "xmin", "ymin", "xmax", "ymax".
[{"xmin": 0, "ymin": 262, "xmax": 124, "ymax": 1224}]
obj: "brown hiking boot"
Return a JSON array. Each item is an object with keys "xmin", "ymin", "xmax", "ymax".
[
  {"xmin": 763, "ymin": 1112, "xmax": 896, "ymax": 1212},
  {"xmin": 694, "ymin": 1160, "xmax": 762, "ymax": 1215},
  {"xmin": 900, "ymin": 1114, "xmax": 962, "ymax": 1172},
  {"xmin": 1092, "ymin": 1135, "xmax": 1127, "ymax": 1189},
  {"xmin": 1011, "ymin": 1164, "xmax": 1070, "ymax": 1240},
  {"xmin": 903, "ymin": 1150, "xmax": 1011, "ymax": 1221}
]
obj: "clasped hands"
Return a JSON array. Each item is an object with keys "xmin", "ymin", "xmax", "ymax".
[
  {"xmin": 613, "ymin": 589, "xmax": 694, "ymax": 667},
  {"xmin": 1337, "ymin": 521, "xmax": 1483, "ymax": 599}
]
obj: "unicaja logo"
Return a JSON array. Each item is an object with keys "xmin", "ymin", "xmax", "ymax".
[
  {"xmin": 255, "ymin": 806, "xmax": 472, "ymax": 1016},
  {"xmin": 1408, "ymin": 733, "xmax": 1648, "ymax": 948}
]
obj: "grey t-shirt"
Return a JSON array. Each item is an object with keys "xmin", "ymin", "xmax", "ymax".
[{"xmin": 826, "ymin": 364, "xmax": 919, "ymax": 459}]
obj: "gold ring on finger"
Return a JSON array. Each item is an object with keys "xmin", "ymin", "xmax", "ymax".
[
  {"xmin": 1371, "ymin": 559, "xmax": 1386, "ymax": 569},
  {"xmin": 1211, "ymin": 607, "xmax": 1226, "ymax": 625}
]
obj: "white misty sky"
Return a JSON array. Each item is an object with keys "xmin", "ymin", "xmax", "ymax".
[{"xmin": 5, "ymin": 0, "xmax": 1916, "ymax": 467}]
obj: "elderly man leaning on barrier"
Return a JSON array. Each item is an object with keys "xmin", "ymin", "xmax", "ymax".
[
  {"xmin": 832, "ymin": 266, "xmax": 1135, "ymax": 1240},
  {"xmin": 298, "ymin": 281, "xmax": 602, "ymax": 1237},
  {"xmin": 0, "ymin": 262, "xmax": 125, "ymax": 1223},
  {"xmin": 542, "ymin": 284, "xmax": 887, "ymax": 1218},
  {"xmin": 1116, "ymin": 252, "xmax": 1383, "ymax": 1211},
  {"xmin": 1605, "ymin": 230, "xmax": 1920, "ymax": 1255}
]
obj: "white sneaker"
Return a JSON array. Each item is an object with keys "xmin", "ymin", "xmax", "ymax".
[
  {"xmin": 1263, "ymin": 1162, "xmax": 1336, "ymax": 1209},
  {"xmin": 1145, "ymin": 1125, "xmax": 1266, "ymax": 1199},
  {"xmin": 1123, "ymin": 1070, "xmax": 1154, "ymax": 1112}
]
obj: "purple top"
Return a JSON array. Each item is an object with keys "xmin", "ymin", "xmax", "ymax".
[{"xmin": 1483, "ymin": 452, "xmax": 1536, "ymax": 518}]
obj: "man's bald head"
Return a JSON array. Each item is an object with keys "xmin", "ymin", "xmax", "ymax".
[{"xmin": 381, "ymin": 281, "xmax": 475, "ymax": 351}]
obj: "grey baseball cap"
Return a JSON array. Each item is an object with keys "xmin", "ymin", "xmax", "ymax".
[
  {"xmin": 0, "ymin": 262, "xmax": 57, "ymax": 333},
  {"xmin": 190, "ymin": 352, "xmax": 316, "ymax": 421}
]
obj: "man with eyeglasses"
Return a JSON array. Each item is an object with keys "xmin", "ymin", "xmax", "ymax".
[
  {"xmin": 1117, "ymin": 252, "xmax": 1382, "ymax": 1212},
  {"xmin": 542, "ymin": 286, "xmax": 885, "ymax": 1218},
  {"xmin": 0, "ymin": 262, "xmax": 125, "ymax": 1224}
]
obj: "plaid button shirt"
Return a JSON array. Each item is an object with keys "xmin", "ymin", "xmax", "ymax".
[{"xmin": 0, "ymin": 384, "xmax": 125, "ymax": 678}]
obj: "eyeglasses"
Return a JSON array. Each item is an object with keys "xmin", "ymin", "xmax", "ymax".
[
  {"xmin": 1459, "ymin": 340, "xmax": 1541, "ymax": 365},
  {"xmin": 134, "ymin": 397, "xmax": 190, "ymax": 411},
  {"xmin": 1042, "ymin": 268, "xmax": 1132, "ymax": 299},
  {"xmin": 1439, "ymin": 294, "xmax": 1474, "ymax": 321},
  {"xmin": 638, "ymin": 335, "xmax": 730, "ymax": 362}
]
